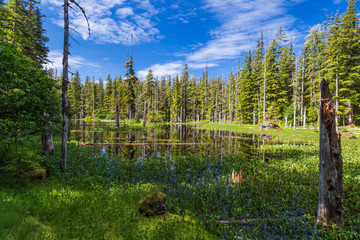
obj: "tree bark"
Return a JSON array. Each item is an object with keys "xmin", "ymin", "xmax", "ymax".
[
  {"xmin": 263, "ymin": 47, "xmax": 267, "ymax": 121},
  {"xmin": 143, "ymin": 99, "xmax": 147, "ymax": 127},
  {"xmin": 115, "ymin": 103, "xmax": 120, "ymax": 129},
  {"xmin": 293, "ymin": 58, "xmax": 298, "ymax": 130},
  {"xmin": 317, "ymin": 79, "xmax": 343, "ymax": 227},
  {"xmin": 60, "ymin": 0, "xmax": 69, "ymax": 172},
  {"xmin": 301, "ymin": 57, "xmax": 305, "ymax": 127},
  {"xmin": 42, "ymin": 113, "xmax": 54, "ymax": 156},
  {"xmin": 335, "ymin": 56, "xmax": 339, "ymax": 131}
]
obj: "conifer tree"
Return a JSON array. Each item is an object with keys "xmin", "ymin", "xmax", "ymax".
[
  {"xmin": 337, "ymin": 0, "xmax": 360, "ymax": 124},
  {"xmin": 239, "ymin": 51, "xmax": 255, "ymax": 123},
  {"xmin": 124, "ymin": 53, "xmax": 138, "ymax": 120},
  {"xmin": 180, "ymin": 64, "xmax": 190, "ymax": 122},
  {"xmin": 171, "ymin": 75, "xmax": 181, "ymax": 122},
  {"xmin": 104, "ymin": 74, "xmax": 113, "ymax": 113},
  {"xmin": 68, "ymin": 71, "xmax": 82, "ymax": 117}
]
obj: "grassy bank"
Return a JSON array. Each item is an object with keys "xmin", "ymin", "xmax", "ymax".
[{"xmin": 1, "ymin": 123, "xmax": 360, "ymax": 239}]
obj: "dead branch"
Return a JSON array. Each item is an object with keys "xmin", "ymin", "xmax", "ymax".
[{"xmin": 69, "ymin": 0, "xmax": 90, "ymax": 37}]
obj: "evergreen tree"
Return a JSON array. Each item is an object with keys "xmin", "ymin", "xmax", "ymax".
[
  {"xmin": 68, "ymin": 71, "xmax": 82, "ymax": 117},
  {"xmin": 337, "ymin": 0, "xmax": 360, "ymax": 124},
  {"xmin": 124, "ymin": 53, "xmax": 138, "ymax": 120},
  {"xmin": 171, "ymin": 75, "xmax": 181, "ymax": 122},
  {"xmin": 104, "ymin": 74, "xmax": 113, "ymax": 113},
  {"xmin": 180, "ymin": 64, "xmax": 190, "ymax": 122},
  {"xmin": 239, "ymin": 51, "xmax": 255, "ymax": 123}
]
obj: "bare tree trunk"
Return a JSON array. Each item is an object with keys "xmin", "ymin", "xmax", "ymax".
[
  {"xmin": 335, "ymin": 60, "xmax": 339, "ymax": 131},
  {"xmin": 115, "ymin": 103, "xmax": 120, "ymax": 129},
  {"xmin": 263, "ymin": 48, "xmax": 267, "ymax": 121},
  {"xmin": 143, "ymin": 99, "xmax": 148, "ymax": 127},
  {"xmin": 317, "ymin": 79, "xmax": 343, "ymax": 227},
  {"xmin": 301, "ymin": 57, "xmax": 305, "ymax": 127},
  {"xmin": 348, "ymin": 102, "xmax": 353, "ymax": 125},
  {"xmin": 285, "ymin": 116, "xmax": 288, "ymax": 128},
  {"xmin": 60, "ymin": 0, "xmax": 69, "ymax": 172},
  {"xmin": 303, "ymin": 107, "xmax": 306, "ymax": 129},
  {"xmin": 293, "ymin": 58, "xmax": 298, "ymax": 130},
  {"xmin": 42, "ymin": 113, "xmax": 54, "ymax": 156}
]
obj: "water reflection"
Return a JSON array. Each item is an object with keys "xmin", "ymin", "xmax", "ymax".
[{"xmin": 69, "ymin": 121, "xmax": 284, "ymax": 160}]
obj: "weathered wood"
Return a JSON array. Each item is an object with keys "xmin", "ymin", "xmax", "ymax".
[
  {"xmin": 60, "ymin": 0, "xmax": 69, "ymax": 172},
  {"xmin": 42, "ymin": 113, "xmax": 54, "ymax": 156},
  {"xmin": 317, "ymin": 79, "xmax": 343, "ymax": 227},
  {"xmin": 143, "ymin": 99, "xmax": 147, "ymax": 128},
  {"xmin": 115, "ymin": 103, "xmax": 120, "ymax": 129},
  {"xmin": 81, "ymin": 142, "xmax": 209, "ymax": 146},
  {"xmin": 216, "ymin": 217, "xmax": 303, "ymax": 225}
]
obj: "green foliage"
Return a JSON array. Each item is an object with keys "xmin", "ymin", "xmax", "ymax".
[{"xmin": 0, "ymin": 40, "xmax": 60, "ymax": 139}]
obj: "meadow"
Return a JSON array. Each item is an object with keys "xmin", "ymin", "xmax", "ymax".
[{"xmin": 1, "ymin": 123, "xmax": 360, "ymax": 239}]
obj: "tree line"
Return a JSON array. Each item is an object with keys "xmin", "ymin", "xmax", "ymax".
[{"xmin": 60, "ymin": 0, "xmax": 360, "ymax": 127}]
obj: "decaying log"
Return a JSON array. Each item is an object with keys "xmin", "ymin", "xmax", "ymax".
[
  {"xmin": 216, "ymin": 217, "xmax": 304, "ymax": 225},
  {"xmin": 143, "ymin": 99, "xmax": 147, "ymax": 128},
  {"xmin": 81, "ymin": 142, "xmax": 209, "ymax": 146},
  {"xmin": 317, "ymin": 79, "xmax": 343, "ymax": 227}
]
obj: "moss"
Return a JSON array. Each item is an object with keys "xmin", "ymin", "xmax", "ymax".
[
  {"xmin": 340, "ymin": 132, "xmax": 357, "ymax": 139},
  {"xmin": 19, "ymin": 168, "xmax": 46, "ymax": 181},
  {"xmin": 139, "ymin": 190, "xmax": 167, "ymax": 217}
]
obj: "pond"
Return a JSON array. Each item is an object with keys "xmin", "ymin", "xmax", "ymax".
[
  {"xmin": 67, "ymin": 120, "xmax": 318, "ymax": 239},
  {"xmin": 69, "ymin": 120, "xmax": 278, "ymax": 160}
]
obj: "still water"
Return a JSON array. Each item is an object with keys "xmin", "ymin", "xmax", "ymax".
[{"xmin": 69, "ymin": 120, "xmax": 276, "ymax": 160}]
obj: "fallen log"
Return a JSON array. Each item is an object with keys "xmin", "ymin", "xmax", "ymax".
[
  {"xmin": 216, "ymin": 216, "xmax": 304, "ymax": 225},
  {"xmin": 81, "ymin": 142, "xmax": 209, "ymax": 146}
]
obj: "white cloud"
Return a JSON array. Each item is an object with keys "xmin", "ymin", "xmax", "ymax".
[
  {"xmin": 184, "ymin": 0, "xmax": 300, "ymax": 63},
  {"xmin": 188, "ymin": 62, "xmax": 217, "ymax": 69},
  {"xmin": 43, "ymin": 0, "xmax": 160, "ymax": 44},
  {"xmin": 139, "ymin": 0, "xmax": 303, "ymax": 78},
  {"xmin": 138, "ymin": 61, "xmax": 184, "ymax": 78},
  {"xmin": 116, "ymin": 7, "xmax": 134, "ymax": 18},
  {"xmin": 45, "ymin": 50, "xmax": 100, "ymax": 74},
  {"xmin": 334, "ymin": 0, "xmax": 342, "ymax": 4},
  {"xmin": 138, "ymin": 61, "xmax": 218, "ymax": 78}
]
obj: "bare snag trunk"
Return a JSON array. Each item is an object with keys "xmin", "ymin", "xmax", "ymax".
[
  {"xmin": 42, "ymin": 113, "xmax": 54, "ymax": 155},
  {"xmin": 115, "ymin": 103, "xmax": 120, "ymax": 129},
  {"xmin": 317, "ymin": 79, "xmax": 343, "ymax": 227},
  {"xmin": 60, "ymin": 0, "xmax": 69, "ymax": 172},
  {"xmin": 143, "ymin": 99, "xmax": 147, "ymax": 128}
]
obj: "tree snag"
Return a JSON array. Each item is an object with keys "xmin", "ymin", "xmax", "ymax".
[
  {"xmin": 317, "ymin": 79, "xmax": 343, "ymax": 227},
  {"xmin": 143, "ymin": 99, "xmax": 147, "ymax": 127},
  {"xmin": 60, "ymin": 0, "xmax": 69, "ymax": 172}
]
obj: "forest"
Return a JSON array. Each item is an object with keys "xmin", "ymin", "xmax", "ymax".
[{"xmin": 1, "ymin": 0, "xmax": 360, "ymax": 239}]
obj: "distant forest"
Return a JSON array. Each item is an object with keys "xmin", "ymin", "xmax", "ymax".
[
  {"xmin": 58, "ymin": 1, "xmax": 360, "ymax": 127},
  {"xmin": 2, "ymin": 0, "xmax": 360, "ymax": 131}
]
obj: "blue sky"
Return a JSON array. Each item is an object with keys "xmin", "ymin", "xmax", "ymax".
[{"xmin": 41, "ymin": 0, "xmax": 353, "ymax": 81}]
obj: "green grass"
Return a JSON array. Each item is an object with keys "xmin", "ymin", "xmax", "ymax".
[
  {"xmin": 1, "ymin": 123, "xmax": 360, "ymax": 239},
  {"xmin": 0, "ymin": 180, "xmax": 217, "ymax": 240}
]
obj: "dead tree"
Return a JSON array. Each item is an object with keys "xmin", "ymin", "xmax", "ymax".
[
  {"xmin": 317, "ymin": 79, "xmax": 343, "ymax": 227},
  {"xmin": 143, "ymin": 99, "xmax": 148, "ymax": 127},
  {"xmin": 115, "ymin": 103, "xmax": 120, "ymax": 129},
  {"xmin": 42, "ymin": 113, "xmax": 54, "ymax": 155},
  {"xmin": 60, "ymin": 0, "xmax": 90, "ymax": 172},
  {"xmin": 60, "ymin": 0, "xmax": 70, "ymax": 172}
]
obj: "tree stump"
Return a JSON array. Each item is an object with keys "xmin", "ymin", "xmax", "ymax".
[{"xmin": 317, "ymin": 79, "xmax": 343, "ymax": 227}]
